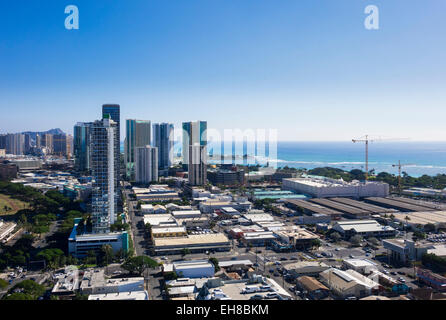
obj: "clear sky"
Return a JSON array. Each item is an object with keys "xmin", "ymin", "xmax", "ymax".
[{"xmin": 0, "ymin": 0, "xmax": 445, "ymax": 141}]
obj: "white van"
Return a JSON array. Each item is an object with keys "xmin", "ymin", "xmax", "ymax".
[{"xmin": 241, "ymin": 286, "xmax": 259, "ymax": 294}]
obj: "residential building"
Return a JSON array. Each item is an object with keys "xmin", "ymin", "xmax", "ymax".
[
  {"xmin": 102, "ymin": 104, "xmax": 120, "ymax": 192},
  {"xmin": 90, "ymin": 117, "xmax": 119, "ymax": 233},
  {"xmin": 124, "ymin": 119, "xmax": 151, "ymax": 180},
  {"xmin": 182, "ymin": 120, "xmax": 207, "ymax": 169},
  {"xmin": 41, "ymin": 133, "xmax": 54, "ymax": 153},
  {"xmin": 135, "ymin": 145, "xmax": 158, "ymax": 184},
  {"xmin": 153, "ymin": 122, "xmax": 174, "ymax": 171},
  {"xmin": 53, "ymin": 133, "xmax": 73, "ymax": 158},
  {"xmin": 0, "ymin": 162, "xmax": 18, "ymax": 180},
  {"xmin": 74, "ymin": 122, "xmax": 92, "ymax": 172},
  {"xmin": 4, "ymin": 133, "xmax": 25, "ymax": 155},
  {"xmin": 188, "ymin": 143, "xmax": 207, "ymax": 186}
]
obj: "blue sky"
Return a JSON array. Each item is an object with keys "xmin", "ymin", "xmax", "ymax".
[{"xmin": 0, "ymin": 0, "xmax": 445, "ymax": 141}]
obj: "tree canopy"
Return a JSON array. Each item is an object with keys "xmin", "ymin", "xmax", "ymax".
[{"xmin": 121, "ymin": 256, "xmax": 159, "ymax": 276}]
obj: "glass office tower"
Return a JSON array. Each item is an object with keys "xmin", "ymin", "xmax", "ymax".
[
  {"xmin": 74, "ymin": 122, "xmax": 92, "ymax": 173},
  {"xmin": 102, "ymin": 104, "xmax": 120, "ymax": 185},
  {"xmin": 124, "ymin": 119, "xmax": 151, "ymax": 180},
  {"xmin": 153, "ymin": 123, "xmax": 174, "ymax": 170}
]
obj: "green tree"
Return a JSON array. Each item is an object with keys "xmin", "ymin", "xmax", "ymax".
[
  {"xmin": 350, "ymin": 235, "xmax": 363, "ymax": 247},
  {"xmin": 100, "ymin": 244, "xmax": 114, "ymax": 266},
  {"xmin": 329, "ymin": 232, "xmax": 341, "ymax": 242},
  {"xmin": 208, "ymin": 257, "xmax": 220, "ymax": 272},
  {"xmin": 2, "ymin": 280, "xmax": 46, "ymax": 300},
  {"xmin": 368, "ymin": 237, "xmax": 380, "ymax": 246},
  {"xmin": 181, "ymin": 248, "xmax": 191, "ymax": 257},
  {"xmin": 0, "ymin": 278, "xmax": 8, "ymax": 289},
  {"xmin": 121, "ymin": 256, "xmax": 159, "ymax": 276},
  {"xmin": 310, "ymin": 238, "xmax": 322, "ymax": 249},
  {"xmin": 424, "ymin": 223, "xmax": 436, "ymax": 233}
]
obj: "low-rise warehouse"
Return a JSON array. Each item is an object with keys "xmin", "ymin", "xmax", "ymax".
[
  {"xmin": 343, "ymin": 259, "xmax": 378, "ymax": 275},
  {"xmin": 282, "ymin": 261, "xmax": 330, "ymax": 278},
  {"xmin": 364, "ymin": 197, "xmax": 435, "ymax": 212},
  {"xmin": 283, "ymin": 176, "xmax": 389, "ymax": 198},
  {"xmin": 309, "ymin": 198, "xmax": 371, "ymax": 219},
  {"xmin": 296, "ymin": 276, "xmax": 329, "ymax": 299},
  {"xmin": 391, "ymin": 211, "xmax": 446, "ymax": 229},
  {"xmin": 332, "ymin": 220, "xmax": 396, "ymax": 239},
  {"xmin": 163, "ymin": 260, "xmax": 215, "ymax": 278},
  {"xmin": 329, "ymin": 197, "xmax": 398, "ymax": 214},
  {"xmin": 284, "ymin": 199, "xmax": 343, "ymax": 219},
  {"xmin": 274, "ymin": 227, "xmax": 320, "ymax": 248},
  {"xmin": 153, "ymin": 233, "xmax": 231, "ymax": 255},
  {"xmin": 151, "ymin": 226, "xmax": 187, "ymax": 238},
  {"xmin": 320, "ymin": 268, "xmax": 380, "ymax": 298}
]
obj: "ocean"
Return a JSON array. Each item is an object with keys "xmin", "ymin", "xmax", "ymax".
[{"xmin": 121, "ymin": 141, "xmax": 446, "ymax": 177}]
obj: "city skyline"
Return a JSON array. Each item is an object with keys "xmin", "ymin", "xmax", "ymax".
[{"xmin": 1, "ymin": 1, "xmax": 446, "ymax": 141}]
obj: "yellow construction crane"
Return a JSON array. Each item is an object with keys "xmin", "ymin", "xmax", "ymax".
[
  {"xmin": 352, "ymin": 135, "xmax": 409, "ymax": 182},
  {"xmin": 392, "ymin": 160, "xmax": 415, "ymax": 194},
  {"xmin": 352, "ymin": 135, "xmax": 375, "ymax": 182}
]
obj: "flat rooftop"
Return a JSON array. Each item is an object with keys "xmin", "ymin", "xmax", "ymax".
[
  {"xmin": 329, "ymin": 197, "xmax": 398, "ymax": 214},
  {"xmin": 151, "ymin": 226, "xmax": 186, "ymax": 234},
  {"xmin": 389, "ymin": 197, "xmax": 440, "ymax": 210},
  {"xmin": 242, "ymin": 213, "xmax": 275, "ymax": 222},
  {"xmin": 334, "ymin": 220, "xmax": 395, "ymax": 233},
  {"xmin": 310, "ymin": 198, "xmax": 370, "ymax": 215},
  {"xmin": 392, "ymin": 211, "xmax": 446, "ymax": 225},
  {"xmin": 153, "ymin": 233, "xmax": 230, "ymax": 247},
  {"xmin": 88, "ymin": 290, "xmax": 149, "ymax": 300},
  {"xmin": 364, "ymin": 197, "xmax": 436, "ymax": 212},
  {"xmin": 284, "ymin": 199, "xmax": 343, "ymax": 216}
]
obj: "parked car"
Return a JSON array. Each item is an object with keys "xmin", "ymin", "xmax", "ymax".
[
  {"xmin": 250, "ymin": 294, "xmax": 264, "ymax": 300},
  {"xmin": 242, "ymin": 286, "xmax": 259, "ymax": 294},
  {"xmin": 264, "ymin": 292, "xmax": 279, "ymax": 299},
  {"xmin": 259, "ymin": 285, "xmax": 273, "ymax": 292}
]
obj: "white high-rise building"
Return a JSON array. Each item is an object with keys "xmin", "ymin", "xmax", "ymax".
[
  {"xmin": 182, "ymin": 121, "xmax": 207, "ymax": 168},
  {"xmin": 135, "ymin": 145, "xmax": 158, "ymax": 184},
  {"xmin": 91, "ymin": 117, "xmax": 118, "ymax": 234}
]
